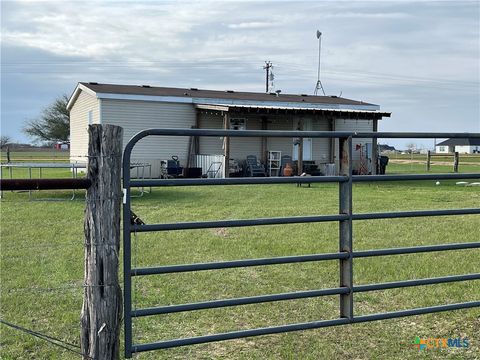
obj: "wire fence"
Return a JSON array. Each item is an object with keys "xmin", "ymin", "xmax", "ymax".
[{"xmin": 0, "ymin": 196, "xmax": 88, "ymax": 358}]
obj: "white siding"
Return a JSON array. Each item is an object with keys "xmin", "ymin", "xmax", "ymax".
[
  {"xmin": 435, "ymin": 145, "xmax": 450, "ymax": 154},
  {"xmin": 230, "ymin": 117, "xmax": 262, "ymax": 159},
  {"xmin": 69, "ymin": 91, "xmax": 100, "ymax": 164},
  {"xmin": 455, "ymin": 145, "xmax": 477, "ymax": 154},
  {"xmin": 199, "ymin": 113, "xmax": 223, "ymax": 155},
  {"xmin": 198, "ymin": 114, "xmax": 263, "ymax": 159},
  {"xmin": 267, "ymin": 116, "xmax": 294, "ymax": 157},
  {"xmin": 101, "ymin": 99, "xmax": 196, "ymax": 176},
  {"xmin": 268, "ymin": 116, "xmax": 330, "ymax": 163},
  {"xmin": 334, "ymin": 119, "xmax": 374, "ymax": 173},
  {"xmin": 311, "ymin": 119, "xmax": 330, "ymax": 163}
]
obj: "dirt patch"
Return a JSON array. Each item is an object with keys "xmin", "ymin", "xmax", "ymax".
[{"xmin": 212, "ymin": 227, "xmax": 229, "ymax": 237}]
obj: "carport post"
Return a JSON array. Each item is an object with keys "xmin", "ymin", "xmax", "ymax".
[
  {"xmin": 339, "ymin": 136, "xmax": 353, "ymax": 319},
  {"xmin": 223, "ymin": 113, "xmax": 230, "ymax": 178}
]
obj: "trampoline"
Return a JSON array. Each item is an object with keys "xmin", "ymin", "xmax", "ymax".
[
  {"xmin": 1, "ymin": 161, "xmax": 152, "ymax": 200},
  {"xmin": 1, "ymin": 162, "xmax": 86, "ymax": 200}
]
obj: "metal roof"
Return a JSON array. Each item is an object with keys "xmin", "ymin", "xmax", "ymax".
[
  {"xmin": 195, "ymin": 103, "xmax": 391, "ymax": 118},
  {"xmin": 437, "ymin": 138, "xmax": 480, "ymax": 146}
]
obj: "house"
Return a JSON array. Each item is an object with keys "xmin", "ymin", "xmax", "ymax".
[
  {"xmin": 54, "ymin": 141, "xmax": 70, "ymax": 150},
  {"xmin": 67, "ymin": 82, "xmax": 390, "ymax": 177},
  {"xmin": 436, "ymin": 138, "xmax": 480, "ymax": 154},
  {"xmin": 378, "ymin": 144, "xmax": 397, "ymax": 153}
]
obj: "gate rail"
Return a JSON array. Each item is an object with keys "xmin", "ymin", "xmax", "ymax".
[{"xmin": 122, "ymin": 129, "xmax": 480, "ymax": 357}]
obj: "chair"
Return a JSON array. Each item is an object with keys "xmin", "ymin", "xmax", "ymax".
[
  {"xmin": 279, "ymin": 155, "xmax": 293, "ymax": 176},
  {"xmin": 245, "ymin": 155, "xmax": 266, "ymax": 177}
]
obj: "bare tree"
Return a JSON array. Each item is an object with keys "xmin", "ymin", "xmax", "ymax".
[
  {"xmin": 0, "ymin": 135, "xmax": 11, "ymax": 149},
  {"xmin": 406, "ymin": 142, "xmax": 417, "ymax": 154}
]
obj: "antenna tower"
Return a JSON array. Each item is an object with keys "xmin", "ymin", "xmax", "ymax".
[{"xmin": 314, "ymin": 30, "xmax": 326, "ymax": 96}]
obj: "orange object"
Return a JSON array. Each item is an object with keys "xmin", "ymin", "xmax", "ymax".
[{"xmin": 283, "ymin": 163, "xmax": 293, "ymax": 176}]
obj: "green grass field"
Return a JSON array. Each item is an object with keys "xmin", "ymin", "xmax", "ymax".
[
  {"xmin": 0, "ymin": 154, "xmax": 479, "ymax": 359},
  {"xmin": 0, "ymin": 149, "xmax": 69, "ymax": 163}
]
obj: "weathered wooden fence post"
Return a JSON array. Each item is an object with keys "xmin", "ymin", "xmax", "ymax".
[
  {"xmin": 81, "ymin": 124, "xmax": 123, "ymax": 360},
  {"xmin": 426, "ymin": 150, "xmax": 431, "ymax": 171},
  {"xmin": 454, "ymin": 151, "xmax": 459, "ymax": 173}
]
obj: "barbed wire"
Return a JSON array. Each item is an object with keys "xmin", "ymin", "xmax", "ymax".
[{"xmin": 0, "ymin": 318, "xmax": 94, "ymax": 359}]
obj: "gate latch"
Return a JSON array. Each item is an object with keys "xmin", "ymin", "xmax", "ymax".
[{"xmin": 130, "ymin": 211, "xmax": 145, "ymax": 226}]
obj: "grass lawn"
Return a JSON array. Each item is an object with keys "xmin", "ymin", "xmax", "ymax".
[
  {"xmin": 0, "ymin": 161, "xmax": 479, "ymax": 359},
  {"xmin": 0, "ymin": 149, "xmax": 70, "ymax": 163}
]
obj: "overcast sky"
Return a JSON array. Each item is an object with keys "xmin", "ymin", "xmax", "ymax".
[{"xmin": 1, "ymin": 0, "xmax": 479, "ymax": 149}]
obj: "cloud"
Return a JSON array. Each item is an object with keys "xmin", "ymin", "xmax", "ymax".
[
  {"xmin": 323, "ymin": 11, "xmax": 411, "ymax": 19},
  {"xmin": 1, "ymin": 0, "xmax": 479, "ymax": 143},
  {"xmin": 227, "ymin": 21, "xmax": 276, "ymax": 29}
]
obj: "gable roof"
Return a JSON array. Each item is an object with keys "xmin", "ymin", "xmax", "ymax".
[
  {"xmin": 78, "ymin": 81, "xmax": 376, "ymax": 106},
  {"xmin": 67, "ymin": 82, "xmax": 392, "ymax": 120},
  {"xmin": 437, "ymin": 138, "xmax": 480, "ymax": 146}
]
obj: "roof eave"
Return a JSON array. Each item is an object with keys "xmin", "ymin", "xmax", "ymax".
[
  {"xmin": 66, "ymin": 83, "xmax": 99, "ymax": 111},
  {"xmin": 195, "ymin": 103, "xmax": 391, "ymax": 118}
]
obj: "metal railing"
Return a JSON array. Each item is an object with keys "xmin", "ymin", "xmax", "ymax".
[{"xmin": 122, "ymin": 129, "xmax": 480, "ymax": 358}]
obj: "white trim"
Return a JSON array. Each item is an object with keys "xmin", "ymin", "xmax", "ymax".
[
  {"xmin": 66, "ymin": 83, "xmax": 99, "ymax": 110},
  {"xmin": 197, "ymin": 103, "xmax": 386, "ymax": 115},
  {"xmin": 222, "ymin": 104, "xmax": 384, "ymax": 113},
  {"xmin": 98, "ymin": 98, "xmax": 103, "ymax": 124},
  {"xmin": 195, "ymin": 104, "xmax": 229, "ymax": 112},
  {"xmin": 195, "ymin": 98, "xmax": 380, "ymax": 111}
]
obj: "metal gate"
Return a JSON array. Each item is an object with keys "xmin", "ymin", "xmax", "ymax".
[{"xmin": 122, "ymin": 129, "xmax": 480, "ymax": 358}]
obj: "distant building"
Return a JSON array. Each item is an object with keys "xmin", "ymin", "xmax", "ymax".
[
  {"xmin": 378, "ymin": 144, "xmax": 396, "ymax": 153},
  {"xmin": 435, "ymin": 138, "xmax": 480, "ymax": 154},
  {"xmin": 54, "ymin": 142, "xmax": 70, "ymax": 150}
]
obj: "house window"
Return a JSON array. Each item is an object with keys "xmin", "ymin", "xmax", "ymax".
[
  {"xmin": 230, "ymin": 118, "xmax": 246, "ymax": 130},
  {"xmin": 439, "ymin": 146, "xmax": 445, "ymax": 152}
]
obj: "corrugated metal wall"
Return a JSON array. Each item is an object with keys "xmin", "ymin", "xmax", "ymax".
[{"xmin": 191, "ymin": 154, "xmax": 225, "ymax": 178}]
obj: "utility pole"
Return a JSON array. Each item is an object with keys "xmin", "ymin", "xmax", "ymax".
[{"xmin": 263, "ymin": 61, "xmax": 273, "ymax": 93}]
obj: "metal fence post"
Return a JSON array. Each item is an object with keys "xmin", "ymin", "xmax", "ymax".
[
  {"xmin": 339, "ymin": 136, "xmax": 353, "ymax": 319},
  {"xmin": 123, "ymin": 133, "xmax": 134, "ymax": 359}
]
